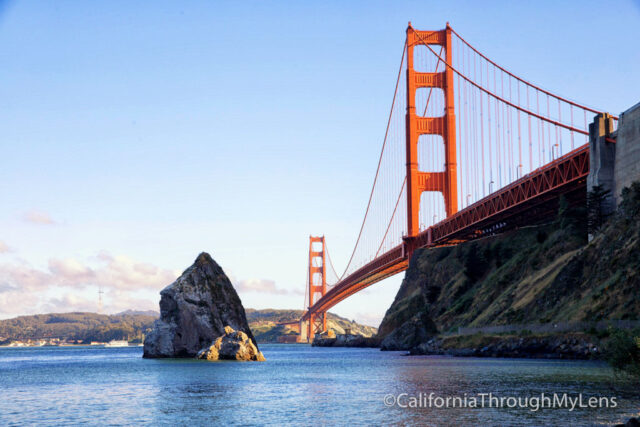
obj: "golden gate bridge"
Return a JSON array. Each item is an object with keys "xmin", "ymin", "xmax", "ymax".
[{"xmin": 297, "ymin": 23, "xmax": 618, "ymax": 341}]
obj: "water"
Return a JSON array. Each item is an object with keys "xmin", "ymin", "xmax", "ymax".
[{"xmin": 0, "ymin": 345, "xmax": 638, "ymax": 426}]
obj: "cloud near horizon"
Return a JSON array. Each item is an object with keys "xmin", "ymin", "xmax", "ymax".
[
  {"xmin": 39, "ymin": 290, "xmax": 158, "ymax": 316},
  {"xmin": 0, "ymin": 255, "xmax": 303, "ymax": 318},
  {"xmin": 0, "ymin": 253, "xmax": 179, "ymax": 318},
  {"xmin": 0, "ymin": 254, "xmax": 178, "ymax": 293},
  {"xmin": 22, "ymin": 210, "xmax": 57, "ymax": 225},
  {"xmin": 355, "ymin": 312, "xmax": 383, "ymax": 328},
  {"xmin": 235, "ymin": 278, "xmax": 303, "ymax": 296}
]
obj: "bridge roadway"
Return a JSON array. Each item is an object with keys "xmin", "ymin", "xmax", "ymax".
[{"xmin": 302, "ymin": 143, "xmax": 590, "ymax": 321}]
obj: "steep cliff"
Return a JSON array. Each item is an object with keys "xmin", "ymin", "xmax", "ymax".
[
  {"xmin": 378, "ymin": 183, "xmax": 640, "ymax": 351},
  {"xmin": 143, "ymin": 252, "xmax": 255, "ymax": 358}
]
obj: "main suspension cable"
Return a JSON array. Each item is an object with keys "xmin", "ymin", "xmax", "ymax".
[
  {"xmin": 337, "ymin": 40, "xmax": 407, "ymax": 281},
  {"xmin": 448, "ymin": 26, "xmax": 617, "ymax": 119},
  {"xmin": 411, "ymin": 30, "xmax": 596, "ymax": 135}
]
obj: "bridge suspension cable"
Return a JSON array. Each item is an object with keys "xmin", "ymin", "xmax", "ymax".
[
  {"xmin": 322, "ymin": 240, "xmax": 341, "ymax": 287},
  {"xmin": 448, "ymin": 27, "xmax": 617, "ymax": 119},
  {"xmin": 375, "ymin": 176, "xmax": 406, "ymax": 259},
  {"xmin": 309, "ymin": 24, "xmax": 619, "ymax": 316},
  {"xmin": 411, "ymin": 25, "xmax": 617, "ymax": 213},
  {"xmin": 334, "ymin": 40, "xmax": 408, "ymax": 281}
]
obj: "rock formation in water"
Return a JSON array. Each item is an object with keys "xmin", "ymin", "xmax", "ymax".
[
  {"xmin": 312, "ymin": 332, "xmax": 380, "ymax": 348},
  {"xmin": 197, "ymin": 326, "xmax": 265, "ymax": 361},
  {"xmin": 143, "ymin": 252, "xmax": 257, "ymax": 358}
]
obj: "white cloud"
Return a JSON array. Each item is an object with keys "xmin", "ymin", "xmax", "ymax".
[
  {"xmin": 0, "ymin": 291, "xmax": 40, "ymax": 317},
  {"xmin": 23, "ymin": 210, "xmax": 57, "ymax": 225},
  {"xmin": 0, "ymin": 253, "xmax": 178, "ymax": 318},
  {"xmin": 236, "ymin": 278, "xmax": 287, "ymax": 295},
  {"xmin": 0, "ymin": 254, "xmax": 178, "ymax": 293},
  {"xmin": 0, "ymin": 254, "xmax": 307, "ymax": 318},
  {"xmin": 90, "ymin": 253, "xmax": 178, "ymax": 291},
  {"xmin": 48, "ymin": 258, "xmax": 93, "ymax": 282},
  {"xmin": 355, "ymin": 312, "xmax": 383, "ymax": 328},
  {"xmin": 0, "ymin": 260, "xmax": 52, "ymax": 291},
  {"xmin": 107, "ymin": 289, "xmax": 158, "ymax": 313},
  {"xmin": 41, "ymin": 293, "xmax": 97, "ymax": 314},
  {"xmin": 39, "ymin": 290, "xmax": 157, "ymax": 315},
  {"xmin": 0, "ymin": 241, "xmax": 10, "ymax": 253},
  {"xmin": 235, "ymin": 278, "xmax": 303, "ymax": 296}
]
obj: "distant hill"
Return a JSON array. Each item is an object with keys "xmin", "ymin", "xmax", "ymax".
[
  {"xmin": 115, "ymin": 310, "xmax": 159, "ymax": 317},
  {"xmin": 0, "ymin": 312, "xmax": 157, "ymax": 344},
  {"xmin": 246, "ymin": 309, "xmax": 378, "ymax": 343},
  {"xmin": 0, "ymin": 309, "xmax": 377, "ymax": 345}
]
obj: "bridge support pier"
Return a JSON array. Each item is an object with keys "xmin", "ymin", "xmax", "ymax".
[
  {"xmin": 588, "ymin": 112, "xmax": 617, "ymax": 218},
  {"xmin": 307, "ymin": 312, "xmax": 326, "ymax": 343},
  {"xmin": 613, "ymin": 102, "xmax": 640, "ymax": 206}
]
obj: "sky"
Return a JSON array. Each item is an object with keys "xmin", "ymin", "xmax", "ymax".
[{"xmin": 0, "ymin": 0, "xmax": 638, "ymax": 326}]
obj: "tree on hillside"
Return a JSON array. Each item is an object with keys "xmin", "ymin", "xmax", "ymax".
[{"xmin": 587, "ymin": 185, "xmax": 611, "ymax": 235}]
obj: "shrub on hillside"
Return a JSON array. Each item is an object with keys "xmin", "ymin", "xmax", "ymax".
[{"xmin": 604, "ymin": 328, "xmax": 640, "ymax": 378}]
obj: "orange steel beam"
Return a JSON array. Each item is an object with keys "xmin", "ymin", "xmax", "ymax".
[
  {"xmin": 424, "ymin": 144, "xmax": 590, "ymax": 245},
  {"xmin": 302, "ymin": 245, "xmax": 408, "ymax": 321},
  {"xmin": 405, "ymin": 23, "xmax": 458, "ymax": 239},
  {"xmin": 302, "ymin": 143, "xmax": 591, "ymax": 321}
]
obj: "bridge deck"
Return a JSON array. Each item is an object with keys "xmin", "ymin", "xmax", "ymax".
[{"xmin": 302, "ymin": 143, "xmax": 589, "ymax": 321}]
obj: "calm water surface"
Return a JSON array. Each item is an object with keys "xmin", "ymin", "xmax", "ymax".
[{"xmin": 0, "ymin": 344, "xmax": 638, "ymax": 426}]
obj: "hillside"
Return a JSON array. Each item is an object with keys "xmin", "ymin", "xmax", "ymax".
[
  {"xmin": 246, "ymin": 309, "xmax": 378, "ymax": 343},
  {"xmin": 377, "ymin": 183, "xmax": 640, "ymax": 350},
  {"xmin": 0, "ymin": 312, "xmax": 158, "ymax": 344},
  {"xmin": 0, "ymin": 309, "xmax": 376, "ymax": 345}
]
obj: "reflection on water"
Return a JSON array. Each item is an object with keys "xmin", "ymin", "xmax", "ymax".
[{"xmin": 0, "ymin": 345, "xmax": 638, "ymax": 426}]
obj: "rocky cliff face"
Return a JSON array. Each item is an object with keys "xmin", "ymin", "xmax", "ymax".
[
  {"xmin": 377, "ymin": 183, "xmax": 640, "ymax": 351},
  {"xmin": 143, "ymin": 253, "xmax": 256, "ymax": 358},
  {"xmin": 379, "ymin": 310, "xmax": 438, "ymax": 351},
  {"xmin": 312, "ymin": 333, "xmax": 380, "ymax": 348}
]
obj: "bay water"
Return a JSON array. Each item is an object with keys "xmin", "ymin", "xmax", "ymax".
[{"xmin": 0, "ymin": 344, "xmax": 638, "ymax": 426}]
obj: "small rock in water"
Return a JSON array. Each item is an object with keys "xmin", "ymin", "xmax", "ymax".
[{"xmin": 197, "ymin": 326, "xmax": 266, "ymax": 361}]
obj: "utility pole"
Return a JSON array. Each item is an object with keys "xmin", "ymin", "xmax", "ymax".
[{"xmin": 98, "ymin": 286, "xmax": 104, "ymax": 314}]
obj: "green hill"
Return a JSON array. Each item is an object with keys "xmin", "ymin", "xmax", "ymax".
[
  {"xmin": 246, "ymin": 309, "xmax": 378, "ymax": 343},
  {"xmin": 0, "ymin": 312, "xmax": 158, "ymax": 344},
  {"xmin": 0, "ymin": 308, "xmax": 377, "ymax": 345}
]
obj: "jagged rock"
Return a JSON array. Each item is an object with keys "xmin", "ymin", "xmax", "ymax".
[
  {"xmin": 197, "ymin": 326, "xmax": 265, "ymax": 361},
  {"xmin": 408, "ymin": 333, "xmax": 601, "ymax": 359},
  {"xmin": 143, "ymin": 253, "xmax": 257, "ymax": 358},
  {"xmin": 312, "ymin": 333, "xmax": 380, "ymax": 348},
  {"xmin": 409, "ymin": 338, "xmax": 443, "ymax": 355},
  {"xmin": 380, "ymin": 312, "xmax": 438, "ymax": 351}
]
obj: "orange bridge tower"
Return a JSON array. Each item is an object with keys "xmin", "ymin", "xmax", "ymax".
[
  {"xmin": 405, "ymin": 22, "xmax": 458, "ymax": 240},
  {"xmin": 303, "ymin": 235, "xmax": 327, "ymax": 342}
]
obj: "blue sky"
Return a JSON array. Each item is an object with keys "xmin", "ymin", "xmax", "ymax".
[{"xmin": 0, "ymin": 0, "xmax": 638, "ymax": 325}]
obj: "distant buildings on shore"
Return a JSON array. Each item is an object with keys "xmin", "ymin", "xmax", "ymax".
[{"xmin": 0, "ymin": 338, "xmax": 142, "ymax": 347}]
